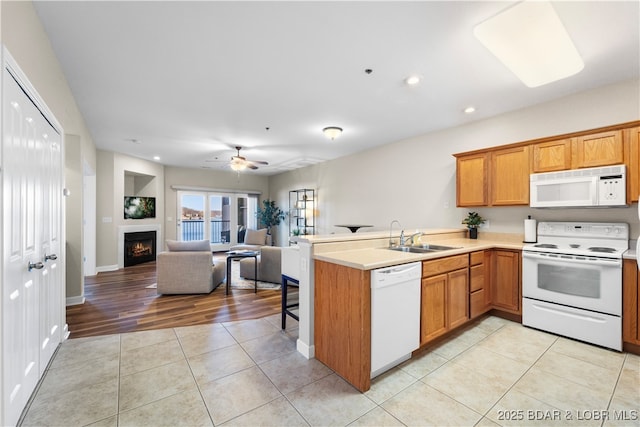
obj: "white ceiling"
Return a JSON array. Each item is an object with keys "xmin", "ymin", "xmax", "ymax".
[{"xmin": 33, "ymin": 1, "xmax": 639, "ymax": 175}]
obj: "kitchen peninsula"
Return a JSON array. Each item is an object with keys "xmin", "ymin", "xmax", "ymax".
[{"xmin": 290, "ymin": 228, "xmax": 524, "ymax": 392}]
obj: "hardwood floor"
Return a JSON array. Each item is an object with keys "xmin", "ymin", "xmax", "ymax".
[{"xmin": 66, "ymin": 259, "xmax": 283, "ymax": 339}]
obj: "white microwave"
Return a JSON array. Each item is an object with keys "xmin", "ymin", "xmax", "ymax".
[{"xmin": 530, "ymin": 164, "xmax": 626, "ymax": 208}]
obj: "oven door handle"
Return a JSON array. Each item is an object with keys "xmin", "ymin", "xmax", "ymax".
[{"xmin": 522, "ymin": 251, "xmax": 622, "ymax": 267}]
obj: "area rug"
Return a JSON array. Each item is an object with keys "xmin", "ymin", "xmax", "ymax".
[{"xmin": 227, "ymin": 259, "xmax": 280, "ymax": 290}]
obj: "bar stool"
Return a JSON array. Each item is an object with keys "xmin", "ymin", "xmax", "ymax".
[
  {"xmin": 281, "ymin": 274, "xmax": 299, "ymax": 329},
  {"xmin": 280, "ymin": 245, "xmax": 301, "ymax": 330}
]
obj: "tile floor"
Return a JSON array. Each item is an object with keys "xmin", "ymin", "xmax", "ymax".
[{"xmin": 19, "ymin": 315, "xmax": 639, "ymax": 427}]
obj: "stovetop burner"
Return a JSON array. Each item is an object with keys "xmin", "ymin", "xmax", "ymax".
[
  {"xmin": 534, "ymin": 244, "xmax": 557, "ymax": 248},
  {"xmin": 588, "ymin": 247, "xmax": 617, "ymax": 253}
]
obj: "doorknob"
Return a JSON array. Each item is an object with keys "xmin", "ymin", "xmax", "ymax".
[
  {"xmin": 44, "ymin": 253, "xmax": 58, "ymax": 262},
  {"xmin": 28, "ymin": 261, "xmax": 44, "ymax": 272}
]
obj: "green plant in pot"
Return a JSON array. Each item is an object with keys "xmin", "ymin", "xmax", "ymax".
[
  {"xmin": 462, "ymin": 211, "xmax": 485, "ymax": 239},
  {"xmin": 256, "ymin": 199, "xmax": 286, "ymax": 244}
]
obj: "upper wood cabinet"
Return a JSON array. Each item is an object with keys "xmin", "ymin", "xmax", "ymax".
[
  {"xmin": 573, "ymin": 130, "xmax": 623, "ymax": 168},
  {"xmin": 454, "ymin": 122, "xmax": 639, "ymax": 207},
  {"xmin": 490, "ymin": 146, "xmax": 530, "ymax": 206},
  {"xmin": 531, "ymin": 138, "xmax": 573, "ymax": 173},
  {"xmin": 625, "ymin": 126, "xmax": 640, "ymax": 203},
  {"xmin": 456, "ymin": 153, "xmax": 488, "ymax": 207}
]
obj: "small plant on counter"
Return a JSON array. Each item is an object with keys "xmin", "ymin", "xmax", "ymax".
[
  {"xmin": 462, "ymin": 212, "xmax": 485, "ymax": 239},
  {"xmin": 462, "ymin": 211, "xmax": 486, "ymax": 228}
]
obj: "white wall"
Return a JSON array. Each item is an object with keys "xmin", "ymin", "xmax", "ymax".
[
  {"xmin": 269, "ymin": 79, "xmax": 640, "ymax": 247},
  {"xmin": 96, "ymin": 151, "xmax": 165, "ymax": 269}
]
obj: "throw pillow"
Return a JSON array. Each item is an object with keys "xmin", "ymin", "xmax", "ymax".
[
  {"xmin": 244, "ymin": 228, "xmax": 267, "ymax": 245},
  {"xmin": 166, "ymin": 239, "xmax": 211, "ymax": 252}
]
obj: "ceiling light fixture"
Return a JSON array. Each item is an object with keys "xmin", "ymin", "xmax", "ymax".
[
  {"xmin": 405, "ymin": 75, "xmax": 421, "ymax": 86},
  {"xmin": 230, "ymin": 157, "xmax": 247, "ymax": 171},
  {"xmin": 464, "ymin": 106, "xmax": 476, "ymax": 114},
  {"xmin": 473, "ymin": 0, "xmax": 584, "ymax": 88},
  {"xmin": 323, "ymin": 126, "xmax": 343, "ymax": 141}
]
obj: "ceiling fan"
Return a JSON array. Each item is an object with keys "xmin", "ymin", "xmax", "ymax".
[{"xmin": 229, "ymin": 146, "xmax": 268, "ymax": 171}]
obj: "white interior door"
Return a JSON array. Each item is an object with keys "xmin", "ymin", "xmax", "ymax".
[
  {"xmin": 2, "ymin": 67, "xmax": 42, "ymax": 427},
  {"xmin": 39, "ymin": 125, "xmax": 62, "ymax": 373}
]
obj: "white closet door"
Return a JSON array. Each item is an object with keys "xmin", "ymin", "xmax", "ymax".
[
  {"xmin": 38, "ymin": 116, "xmax": 62, "ymax": 373},
  {"xmin": 2, "ymin": 68, "xmax": 44, "ymax": 426}
]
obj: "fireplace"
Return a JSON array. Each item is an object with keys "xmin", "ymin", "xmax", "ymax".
[{"xmin": 124, "ymin": 231, "xmax": 157, "ymax": 267}]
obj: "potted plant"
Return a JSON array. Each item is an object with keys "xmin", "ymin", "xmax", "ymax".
[
  {"xmin": 256, "ymin": 199, "xmax": 286, "ymax": 244},
  {"xmin": 462, "ymin": 211, "xmax": 485, "ymax": 239}
]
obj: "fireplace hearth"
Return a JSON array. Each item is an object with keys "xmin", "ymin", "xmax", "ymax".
[{"xmin": 124, "ymin": 231, "xmax": 157, "ymax": 267}]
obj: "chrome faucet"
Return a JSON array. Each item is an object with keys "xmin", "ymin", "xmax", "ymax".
[
  {"xmin": 389, "ymin": 220, "xmax": 402, "ymax": 247},
  {"xmin": 407, "ymin": 231, "xmax": 423, "ymax": 246}
]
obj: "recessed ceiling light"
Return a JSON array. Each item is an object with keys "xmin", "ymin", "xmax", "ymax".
[
  {"xmin": 153, "ymin": 156, "xmax": 160, "ymax": 161},
  {"xmin": 464, "ymin": 106, "xmax": 476, "ymax": 114},
  {"xmin": 474, "ymin": 0, "xmax": 584, "ymax": 88},
  {"xmin": 405, "ymin": 75, "xmax": 421, "ymax": 86}
]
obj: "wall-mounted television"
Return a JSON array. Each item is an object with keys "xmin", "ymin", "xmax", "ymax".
[{"xmin": 124, "ymin": 196, "xmax": 156, "ymax": 219}]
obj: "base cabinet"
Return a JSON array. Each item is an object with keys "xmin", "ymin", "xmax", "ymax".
[
  {"xmin": 421, "ymin": 255, "xmax": 469, "ymax": 345},
  {"xmin": 491, "ymin": 250, "xmax": 521, "ymax": 315},
  {"xmin": 470, "ymin": 251, "xmax": 491, "ymax": 318},
  {"xmin": 623, "ymin": 259, "xmax": 640, "ymax": 346}
]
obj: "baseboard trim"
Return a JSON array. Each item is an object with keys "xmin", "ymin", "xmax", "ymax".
[
  {"xmin": 296, "ymin": 339, "xmax": 315, "ymax": 359},
  {"xmin": 66, "ymin": 296, "xmax": 86, "ymax": 306},
  {"xmin": 96, "ymin": 264, "xmax": 118, "ymax": 273}
]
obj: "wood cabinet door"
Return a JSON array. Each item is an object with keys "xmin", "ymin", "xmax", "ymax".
[
  {"xmin": 448, "ymin": 268, "xmax": 469, "ymax": 330},
  {"xmin": 573, "ymin": 130, "xmax": 623, "ymax": 168},
  {"xmin": 625, "ymin": 126, "xmax": 640, "ymax": 204},
  {"xmin": 491, "ymin": 250, "xmax": 521, "ymax": 314},
  {"xmin": 623, "ymin": 259, "xmax": 640, "ymax": 345},
  {"xmin": 490, "ymin": 146, "xmax": 530, "ymax": 206},
  {"xmin": 456, "ymin": 153, "xmax": 488, "ymax": 207},
  {"xmin": 421, "ymin": 274, "xmax": 447, "ymax": 344},
  {"xmin": 532, "ymin": 139, "xmax": 573, "ymax": 172}
]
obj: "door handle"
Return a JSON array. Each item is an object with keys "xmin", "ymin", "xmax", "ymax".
[
  {"xmin": 44, "ymin": 253, "xmax": 58, "ymax": 262},
  {"xmin": 28, "ymin": 261, "xmax": 44, "ymax": 272}
]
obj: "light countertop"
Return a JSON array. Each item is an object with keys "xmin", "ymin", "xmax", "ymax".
[{"xmin": 314, "ymin": 237, "xmax": 525, "ymax": 270}]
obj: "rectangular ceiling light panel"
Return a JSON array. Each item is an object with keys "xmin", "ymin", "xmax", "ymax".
[{"xmin": 474, "ymin": 0, "xmax": 584, "ymax": 88}]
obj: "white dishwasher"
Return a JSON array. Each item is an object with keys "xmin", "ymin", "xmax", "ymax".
[{"xmin": 370, "ymin": 262, "xmax": 421, "ymax": 378}]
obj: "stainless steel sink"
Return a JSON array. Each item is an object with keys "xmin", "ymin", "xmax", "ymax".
[{"xmin": 387, "ymin": 244, "xmax": 460, "ymax": 253}]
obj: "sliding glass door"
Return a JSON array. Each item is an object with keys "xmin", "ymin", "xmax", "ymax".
[{"xmin": 177, "ymin": 191, "xmax": 258, "ymax": 251}]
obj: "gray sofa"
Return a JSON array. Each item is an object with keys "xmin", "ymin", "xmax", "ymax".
[
  {"xmin": 239, "ymin": 246, "xmax": 282, "ymax": 284},
  {"xmin": 156, "ymin": 239, "xmax": 225, "ymax": 294}
]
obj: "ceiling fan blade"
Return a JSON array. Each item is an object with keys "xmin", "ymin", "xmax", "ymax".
[
  {"xmin": 247, "ymin": 164, "xmax": 259, "ymax": 170},
  {"xmin": 249, "ymin": 160, "xmax": 269, "ymax": 165}
]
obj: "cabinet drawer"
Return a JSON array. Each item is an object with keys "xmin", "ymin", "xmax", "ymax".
[
  {"xmin": 470, "ymin": 264, "xmax": 485, "ymax": 292},
  {"xmin": 423, "ymin": 254, "xmax": 469, "ymax": 277},
  {"xmin": 470, "ymin": 289, "xmax": 488, "ymax": 318},
  {"xmin": 470, "ymin": 251, "xmax": 484, "ymax": 266}
]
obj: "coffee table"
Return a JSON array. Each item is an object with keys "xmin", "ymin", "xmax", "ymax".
[{"xmin": 225, "ymin": 250, "xmax": 258, "ymax": 295}]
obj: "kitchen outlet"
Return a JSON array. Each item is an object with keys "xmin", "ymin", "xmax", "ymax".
[
  {"xmin": 444, "ymin": 201, "xmax": 450, "ymax": 209},
  {"xmin": 480, "ymin": 220, "xmax": 490, "ymax": 229}
]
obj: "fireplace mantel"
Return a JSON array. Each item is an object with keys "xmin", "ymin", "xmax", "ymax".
[{"xmin": 117, "ymin": 224, "xmax": 161, "ymax": 269}]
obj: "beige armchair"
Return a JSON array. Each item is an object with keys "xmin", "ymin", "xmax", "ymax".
[
  {"xmin": 156, "ymin": 240, "xmax": 225, "ymax": 294},
  {"xmin": 229, "ymin": 228, "xmax": 271, "ymax": 252},
  {"xmin": 239, "ymin": 246, "xmax": 282, "ymax": 284}
]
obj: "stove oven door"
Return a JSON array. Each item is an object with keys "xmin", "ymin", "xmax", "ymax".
[{"xmin": 522, "ymin": 251, "xmax": 622, "ymax": 316}]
